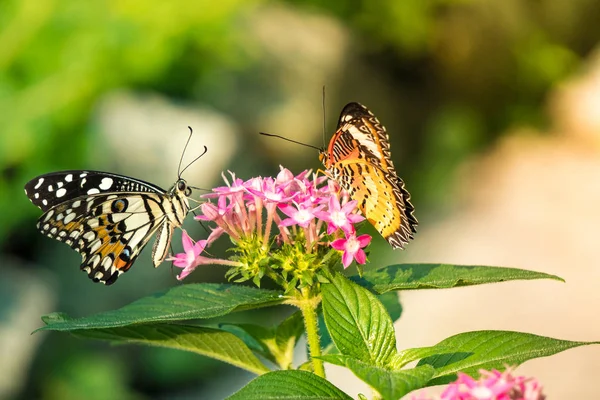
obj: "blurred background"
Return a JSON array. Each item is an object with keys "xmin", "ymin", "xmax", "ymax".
[{"xmin": 1, "ymin": 0, "xmax": 599, "ymax": 398}]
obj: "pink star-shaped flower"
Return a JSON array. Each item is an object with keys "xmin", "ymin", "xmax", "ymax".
[
  {"xmin": 279, "ymin": 203, "xmax": 324, "ymax": 228},
  {"xmin": 246, "ymin": 177, "xmax": 296, "ymax": 204},
  {"xmin": 167, "ymin": 230, "xmax": 211, "ymax": 280},
  {"xmin": 315, "ymin": 197, "xmax": 365, "ymax": 235},
  {"xmin": 202, "ymin": 171, "xmax": 246, "ymax": 198},
  {"xmin": 330, "ymin": 233, "xmax": 371, "ymax": 268},
  {"xmin": 196, "ymin": 195, "xmax": 232, "ymax": 222}
]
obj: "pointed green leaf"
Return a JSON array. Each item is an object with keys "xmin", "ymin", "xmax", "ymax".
[
  {"xmin": 221, "ymin": 312, "xmax": 304, "ymax": 369},
  {"xmin": 219, "ymin": 324, "xmax": 268, "ymax": 355},
  {"xmin": 37, "ymin": 283, "xmax": 283, "ymax": 331},
  {"xmin": 322, "ymin": 273, "xmax": 396, "ymax": 366},
  {"xmin": 319, "ymin": 355, "xmax": 434, "ymax": 400},
  {"xmin": 71, "ymin": 324, "xmax": 270, "ymax": 375},
  {"xmin": 317, "ymin": 354, "xmax": 349, "ymax": 367},
  {"xmin": 226, "ymin": 370, "xmax": 352, "ymax": 400},
  {"xmin": 378, "ymin": 292, "xmax": 403, "ymax": 322},
  {"xmin": 418, "ymin": 330, "xmax": 599, "ymax": 385},
  {"xmin": 354, "ymin": 264, "xmax": 564, "ymax": 293},
  {"xmin": 346, "ymin": 359, "xmax": 434, "ymax": 400},
  {"xmin": 391, "ymin": 345, "xmax": 454, "ymax": 369}
]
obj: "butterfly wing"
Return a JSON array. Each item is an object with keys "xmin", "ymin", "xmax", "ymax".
[
  {"xmin": 331, "ymin": 160, "xmax": 416, "ymax": 248},
  {"xmin": 25, "ymin": 171, "xmax": 173, "ymax": 285},
  {"xmin": 24, "ymin": 170, "xmax": 165, "ymax": 212},
  {"xmin": 330, "ymin": 103, "xmax": 396, "ymax": 173},
  {"xmin": 324, "ymin": 103, "xmax": 417, "ymax": 248}
]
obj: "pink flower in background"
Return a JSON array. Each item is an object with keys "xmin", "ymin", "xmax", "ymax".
[
  {"xmin": 330, "ymin": 233, "xmax": 371, "ymax": 268},
  {"xmin": 411, "ymin": 368, "xmax": 545, "ymax": 400}
]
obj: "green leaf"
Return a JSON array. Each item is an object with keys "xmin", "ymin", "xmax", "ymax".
[
  {"xmin": 221, "ymin": 312, "xmax": 304, "ymax": 369},
  {"xmin": 316, "ymin": 354, "xmax": 349, "ymax": 367},
  {"xmin": 391, "ymin": 345, "xmax": 454, "ymax": 369},
  {"xmin": 354, "ymin": 263, "xmax": 564, "ymax": 293},
  {"xmin": 418, "ymin": 330, "xmax": 599, "ymax": 385},
  {"xmin": 377, "ymin": 292, "xmax": 403, "ymax": 322},
  {"xmin": 226, "ymin": 370, "xmax": 352, "ymax": 400},
  {"xmin": 322, "ymin": 273, "xmax": 396, "ymax": 366},
  {"xmin": 71, "ymin": 324, "xmax": 270, "ymax": 375},
  {"xmin": 37, "ymin": 283, "xmax": 283, "ymax": 332},
  {"xmin": 319, "ymin": 355, "xmax": 434, "ymax": 400}
]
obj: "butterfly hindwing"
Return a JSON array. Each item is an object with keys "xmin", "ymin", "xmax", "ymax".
[
  {"xmin": 25, "ymin": 171, "xmax": 190, "ymax": 285},
  {"xmin": 322, "ymin": 102, "xmax": 417, "ymax": 249}
]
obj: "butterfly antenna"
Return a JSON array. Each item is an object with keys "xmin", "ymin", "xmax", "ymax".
[
  {"xmin": 322, "ymin": 85, "xmax": 327, "ymax": 147},
  {"xmin": 188, "ymin": 185, "xmax": 210, "ymax": 192},
  {"xmin": 178, "ymin": 126, "xmax": 194, "ymax": 179},
  {"xmin": 259, "ymin": 132, "xmax": 321, "ymax": 151},
  {"xmin": 179, "ymin": 145, "xmax": 208, "ymax": 178}
]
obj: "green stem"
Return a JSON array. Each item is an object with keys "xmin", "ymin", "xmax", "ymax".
[{"xmin": 298, "ymin": 288, "xmax": 325, "ymax": 378}]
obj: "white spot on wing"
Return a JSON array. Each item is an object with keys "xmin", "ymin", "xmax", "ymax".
[
  {"xmin": 44, "ymin": 210, "xmax": 54, "ymax": 222},
  {"xmin": 83, "ymin": 231, "xmax": 96, "ymax": 241},
  {"xmin": 80, "ymin": 173, "xmax": 87, "ymax": 178},
  {"xmin": 56, "ymin": 188, "xmax": 67, "ymax": 198},
  {"xmin": 72, "ymin": 200, "xmax": 81, "ymax": 208},
  {"xmin": 57, "ymin": 181, "xmax": 64, "ymax": 188},
  {"xmin": 87, "ymin": 188, "xmax": 100, "ymax": 195},
  {"xmin": 48, "ymin": 185, "xmax": 54, "ymax": 192},
  {"xmin": 90, "ymin": 239, "xmax": 102, "ymax": 253},
  {"xmin": 64, "ymin": 212, "xmax": 76, "ymax": 224},
  {"xmin": 90, "ymin": 254, "xmax": 101, "ymax": 268},
  {"xmin": 34, "ymin": 193, "xmax": 39, "ymax": 199},
  {"xmin": 34, "ymin": 178, "xmax": 44, "ymax": 189},
  {"xmin": 99, "ymin": 177, "xmax": 113, "ymax": 190},
  {"xmin": 42, "ymin": 199, "xmax": 48, "ymax": 206},
  {"xmin": 101, "ymin": 257, "xmax": 113, "ymax": 270},
  {"xmin": 65, "ymin": 174, "xmax": 73, "ymax": 182}
]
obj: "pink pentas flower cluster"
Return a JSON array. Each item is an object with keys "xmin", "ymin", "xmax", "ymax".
[
  {"xmin": 168, "ymin": 167, "xmax": 371, "ymax": 283},
  {"xmin": 413, "ymin": 368, "xmax": 545, "ymax": 400}
]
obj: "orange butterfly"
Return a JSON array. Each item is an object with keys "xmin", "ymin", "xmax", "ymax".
[{"xmin": 319, "ymin": 102, "xmax": 417, "ymax": 249}]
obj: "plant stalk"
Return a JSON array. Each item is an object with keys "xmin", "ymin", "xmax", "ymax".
[{"xmin": 299, "ymin": 288, "xmax": 325, "ymax": 378}]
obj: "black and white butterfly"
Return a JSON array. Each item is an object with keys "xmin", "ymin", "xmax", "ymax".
[{"xmin": 24, "ymin": 135, "xmax": 205, "ymax": 285}]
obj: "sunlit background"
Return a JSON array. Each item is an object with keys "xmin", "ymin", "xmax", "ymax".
[{"xmin": 1, "ymin": 0, "xmax": 599, "ymax": 398}]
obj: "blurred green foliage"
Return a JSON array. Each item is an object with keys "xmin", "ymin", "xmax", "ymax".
[{"xmin": 1, "ymin": 0, "xmax": 597, "ymax": 398}]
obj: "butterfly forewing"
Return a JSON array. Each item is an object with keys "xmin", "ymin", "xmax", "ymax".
[
  {"xmin": 24, "ymin": 171, "xmax": 166, "ymax": 212},
  {"xmin": 323, "ymin": 102, "xmax": 417, "ymax": 249},
  {"xmin": 25, "ymin": 171, "xmax": 190, "ymax": 285}
]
